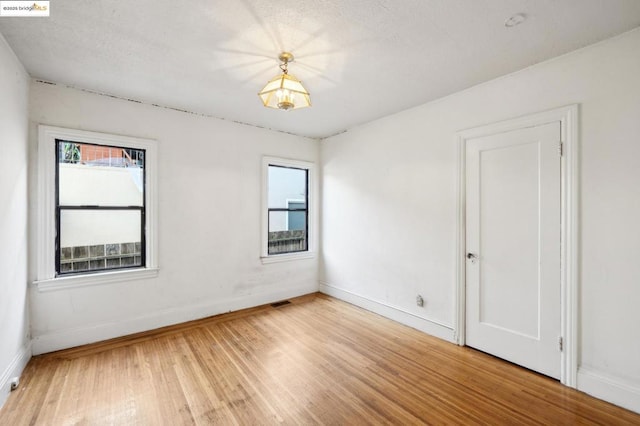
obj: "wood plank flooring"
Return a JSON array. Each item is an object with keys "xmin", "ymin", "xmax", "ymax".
[{"xmin": 1, "ymin": 293, "xmax": 639, "ymax": 425}]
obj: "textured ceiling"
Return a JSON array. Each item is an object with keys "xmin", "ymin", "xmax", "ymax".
[{"xmin": 1, "ymin": 0, "xmax": 640, "ymax": 138}]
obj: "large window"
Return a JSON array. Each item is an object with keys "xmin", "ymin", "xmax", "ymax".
[
  {"xmin": 262, "ymin": 157, "xmax": 314, "ymax": 260},
  {"xmin": 35, "ymin": 126, "xmax": 158, "ymax": 289},
  {"xmin": 56, "ymin": 140, "xmax": 145, "ymax": 275}
]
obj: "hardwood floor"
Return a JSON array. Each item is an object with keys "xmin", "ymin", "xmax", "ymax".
[{"xmin": 1, "ymin": 293, "xmax": 638, "ymax": 425}]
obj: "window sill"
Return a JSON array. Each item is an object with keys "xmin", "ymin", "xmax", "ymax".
[
  {"xmin": 33, "ymin": 267, "xmax": 159, "ymax": 292},
  {"xmin": 261, "ymin": 252, "xmax": 315, "ymax": 264}
]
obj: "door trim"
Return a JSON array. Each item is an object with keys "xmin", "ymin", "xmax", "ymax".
[{"xmin": 454, "ymin": 105, "xmax": 579, "ymax": 387}]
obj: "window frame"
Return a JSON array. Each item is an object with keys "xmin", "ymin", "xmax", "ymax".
[
  {"xmin": 261, "ymin": 156, "xmax": 315, "ymax": 263},
  {"xmin": 35, "ymin": 125, "xmax": 158, "ymax": 291},
  {"xmin": 55, "ymin": 139, "xmax": 147, "ymax": 276}
]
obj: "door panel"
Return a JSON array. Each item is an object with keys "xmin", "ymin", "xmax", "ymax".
[
  {"xmin": 466, "ymin": 121, "xmax": 561, "ymax": 379},
  {"xmin": 479, "ymin": 141, "xmax": 540, "ymax": 338}
]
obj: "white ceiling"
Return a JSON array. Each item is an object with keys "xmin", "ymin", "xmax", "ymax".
[{"xmin": 1, "ymin": 1, "xmax": 640, "ymax": 138}]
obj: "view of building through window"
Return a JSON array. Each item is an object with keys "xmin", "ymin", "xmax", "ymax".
[
  {"xmin": 56, "ymin": 140, "xmax": 145, "ymax": 274},
  {"xmin": 267, "ymin": 165, "xmax": 308, "ymax": 255}
]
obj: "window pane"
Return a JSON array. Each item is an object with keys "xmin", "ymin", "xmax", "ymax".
[
  {"xmin": 268, "ymin": 211, "xmax": 307, "ymax": 254},
  {"xmin": 287, "ymin": 210, "xmax": 306, "ymax": 231},
  {"xmin": 58, "ymin": 141, "xmax": 144, "ymax": 206},
  {"xmin": 268, "ymin": 166, "xmax": 306, "ymax": 209},
  {"xmin": 59, "ymin": 209, "xmax": 142, "ymax": 273},
  {"xmin": 269, "ymin": 210, "xmax": 287, "ymax": 232}
]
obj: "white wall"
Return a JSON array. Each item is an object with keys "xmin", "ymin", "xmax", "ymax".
[
  {"xmin": 320, "ymin": 28, "xmax": 640, "ymax": 412},
  {"xmin": 28, "ymin": 81, "xmax": 319, "ymax": 354},
  {"xmin": 0, "ymin": 34, "xmax": 30, "ymax": 408},
  {"xmin": 59, "ymin": 164, "xmax": 143, "ymax": 206},
  {"xmin": 59, "ymin": 164, "xmax": 143, "ymax": 246},
  {"xmin": 60, "ymin": 209, "xmax": 140, "ymax": 248}
]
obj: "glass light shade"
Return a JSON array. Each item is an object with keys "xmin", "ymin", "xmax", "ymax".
[{"xmin": 258, "ymin": 73, "xmax": 311, "ymax": 110}]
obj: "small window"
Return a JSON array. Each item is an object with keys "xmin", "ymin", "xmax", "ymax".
[
  {"xmin": 35, "ymin": 125, "xmax": 158, "ymax": 290},
  {"xmin": 262, "ymin": 157, "xmax": 314, "ymax": 260},
  {"xmin": 56, "ymin": 140, "xmax": 146, "ymax": 275}
]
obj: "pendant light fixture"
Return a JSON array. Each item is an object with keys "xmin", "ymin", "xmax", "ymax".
[{"xmin": 258, "ymin": 52, "xmax": 311, "ymax": 111}]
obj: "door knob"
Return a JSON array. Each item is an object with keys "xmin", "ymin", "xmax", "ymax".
[{"xmin": 467, "ymin": 253, "xmax": 476, "ymax": 259}]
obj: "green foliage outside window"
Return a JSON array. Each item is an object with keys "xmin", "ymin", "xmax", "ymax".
[{"xmin": 61, "ymin": 142, "xmax": 80, "ymax": 163}]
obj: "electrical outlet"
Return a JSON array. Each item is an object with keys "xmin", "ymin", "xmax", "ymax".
[{"xmin": 416, "ymin": 295, "xmax": 424, "ymax": 307}]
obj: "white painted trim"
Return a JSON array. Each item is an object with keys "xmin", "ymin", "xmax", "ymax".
[
  {"xmin": 35, "ymin": 125, "xmax": 158, "ymax": 287},
  {"xmin": 37, "ymin": 125, "xmax": 57, "ymax": 281},
  {"xmin": 0, "ymin": 342, "xmax": 32, "ymax": 409},
  {"xmin": 454, "ymin": 132, "xmax": 466, "ymax": 346},
  {"xmin": 455, "ymin": 104, "xmax": 579, "ymax": 387},
  {"xmin": 31, "ymin": 283, "xmax": 318, "ymax": 355},
  {"xmin": 561, "ymin": 105, "xmax": 579, "ymax": 388},
  {"xmin": 261, "ymin": 156, "xmax": 317, "ymax": 261},
  {"xmin": 33, "ymin": 267, "xmax": 159, "ymax": 292},
  {"xmin": 577, "ymin": 367, "xmax": 640, "ymax": 414},
  {"xmin": 319, "ymin": 282, "xmax": 455, "ymax": 343},
  {"xmin": 260, "ymin": 252, "xmax": 315, "ymax": 264}
]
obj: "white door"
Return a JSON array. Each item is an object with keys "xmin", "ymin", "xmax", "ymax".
[{"xmin": 465, "ymin": 121, "xmax": 561, "ymax": 379}]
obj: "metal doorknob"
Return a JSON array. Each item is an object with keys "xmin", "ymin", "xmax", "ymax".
[{"xmin": 467, "ymin": 253, "xmax": 477, "ymax": 259}]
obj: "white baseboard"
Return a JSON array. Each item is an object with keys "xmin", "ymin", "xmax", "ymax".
[
  {"xmin": 577, "ymin": 366, "xmax": 640, "ymax": 414},
  {"xmin": 0, "ymin": 341, "xmax": 32, "ymax": 410},
  {"xmin": 319, "ymin": 282, "xmax": 455, "ymax": 343},
  {"xmin": 32, "ymin": 283, "xmax": 318, "ymax": 355}
]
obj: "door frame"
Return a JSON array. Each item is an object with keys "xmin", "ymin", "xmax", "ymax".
[{"xmin": 454, "ymin": 105, "xmax": 579, "ymax": 388}]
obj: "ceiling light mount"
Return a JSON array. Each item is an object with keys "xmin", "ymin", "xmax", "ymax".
[
  {"xmin": 278, "ymin": 51, "xmax": 294, "ymax": 64},
  {"xmin": 258, "ymin": 52, "xmax": 311, "ymax": 111}
]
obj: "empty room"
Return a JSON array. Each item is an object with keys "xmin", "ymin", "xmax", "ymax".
[{"xmin": 1, "ymin": 0, "xmax": 640, "ymax": 424}]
